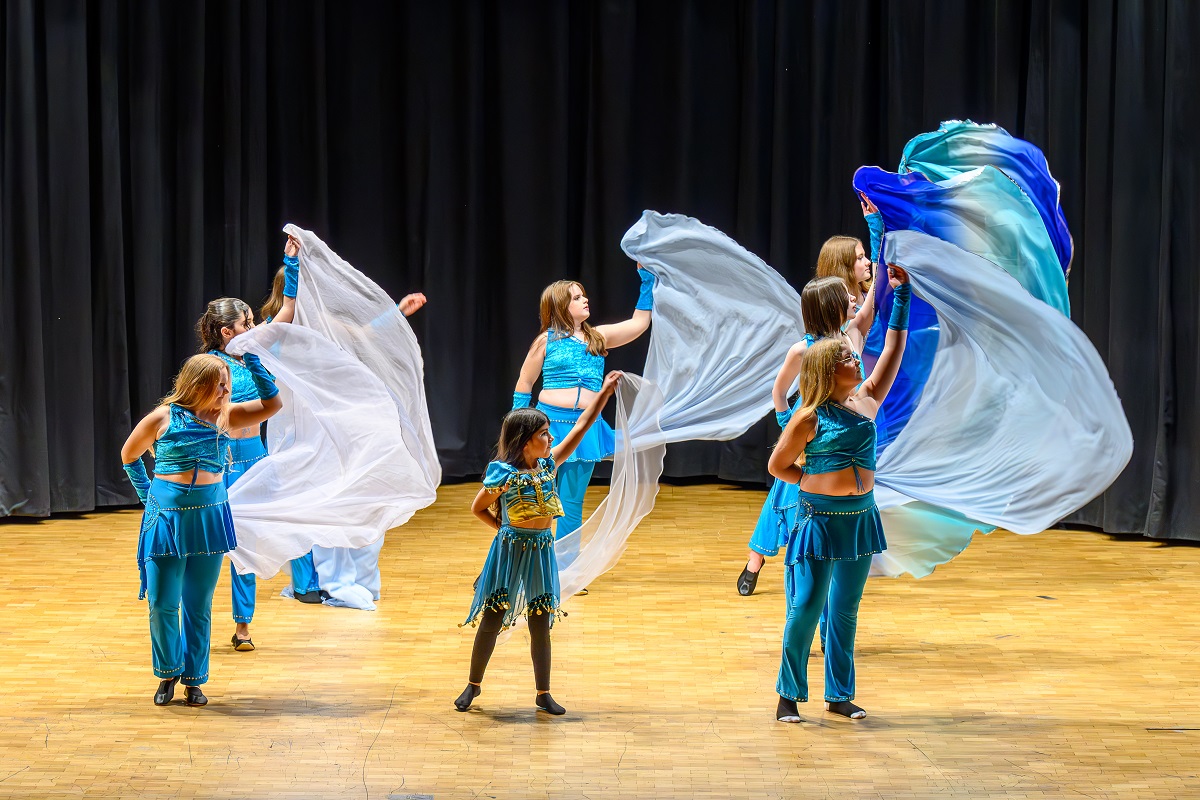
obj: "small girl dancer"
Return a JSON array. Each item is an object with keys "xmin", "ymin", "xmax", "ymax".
[{"xmin": 455, "ymin": 370, "xmax": 622, "ymax": 716}]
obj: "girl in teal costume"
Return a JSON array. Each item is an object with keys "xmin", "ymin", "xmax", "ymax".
[
  {"xmin": 738, "ymin": 197, "xmax": 883, "ymax": 596},
  {"xmin": 512, "ymin": 270, "xmax": 654, "ymax": 569},
  {"xmin": 456, "ymin": 371, "xmax": 621, "ymax": 716},
  {"xmin": 768, "ymin": 265, "xmax": 911, "ymax": 723},
  {"xmin": 121, "ymin": 353, "xmax": 282, "ymax": 707}
]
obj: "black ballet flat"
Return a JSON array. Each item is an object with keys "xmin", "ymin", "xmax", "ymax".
[
  {"xmin": 294, "ymin": 590, "xmax": 324, "ymax": 604},
  {"xmin": 737, "ymin": 564, "xmax": 759, "ymax": 596},
  {"xmin": 535, "ymin": 693, "xmax": 566, "ymax": 715},
  {"xmin": 776, "ymin": 696, "xmax": 801, "ymax": 723},
  {"xmin": 454, "ymin": 683, "xmax": 481, "ymax": 712},
  {"xmin": 231, "ymin": 634, "xmax": 255, "ymax": 652},
  {"xmin": 153, "ymin": 676, "xmax": 179, "ymax": 706},
  {"xmin": 184, "ymin": 686, "xmax": 208, "ymax": 707}
]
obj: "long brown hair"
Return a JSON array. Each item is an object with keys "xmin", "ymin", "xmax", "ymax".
[
  {"xmin": 539, "ymin": 280, "xmax": 607, "ymax": 356},
  {"xmin": 801, "ymin": 277, "xmax": 851, "ymax": 339},
  {"xmin": 815, "ymin": 235, "xmax": 870, "ymax": 299},
  {"xmin": 160, "ymin": 354, "xmax": 231, "ymax": 429},
  {"xmin": 495, "ymin": 407, "xmax": 551, "ymax": 468},
  {"xmin": 260, "ymin": 266, "xmax": 286, "ymax": 322},
  {"xmin": 196, "ymin": 297, "xmax": 253, "ymax": 353}
]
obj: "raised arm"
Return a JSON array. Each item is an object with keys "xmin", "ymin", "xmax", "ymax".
[
  {"xmin": 398, "ymin": 293, "xmax": 427, "ymax": 317},
  {"xmin": 854, "ymin": 266, "xmax": 910, "ymax": 406},
  {"xmin": 593, "ymin": 266, "xmax": 655, "ymax": 349},
  {"xmin": 767, "ymin": 407, "xmax": 818, "ymax": 485},
  {"xmin": 226, "ymin": 353, "xmax": 284, "ymax": 429},
  {"xmin": 271, "ymin": 235, "xmax": 302, "ymax": 324},
  {"xmin": 512, "ymin": 332, "xmax": 548, "ymax": 409},
  {"xmin": 848, "ymin": 193, "xmax": 884, "ymax": 344},
  {"xmin": 550, "ymin": 371, "xmax": 621, "ymax": 463},
  {"xmin": 771, "ymin": 342, "xmax": 808, "ymax": 414}
]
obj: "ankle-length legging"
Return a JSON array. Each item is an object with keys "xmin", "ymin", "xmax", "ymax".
[
  {"xmin": 554, "ymin": 461, "xmax": 594, "ymax": 541},
  {"xmin": 777, "ymin": 554, "xmax": 872, "ymax": 703},
  {"xmin": 467, "ymin": 608, "xmax": 552, "ymax": 691}
]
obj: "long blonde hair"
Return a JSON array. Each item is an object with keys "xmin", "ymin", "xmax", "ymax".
[
  {"xmin": 793, "ymin": 338, "xmax": 842, "ymax": 427},
  {"xmin": 815, "ymin": 235, "xmax": 871, "ymax": 299},
  {"xmin": 539, "ymin": 280, "xmax": 607, "ymax": 356},
  {"xmin": 160, "ymin": 354, "xmax": 230, "ymax": 430},
  {"xmin": 260, "ymin": 266, "xmax": 286, "ymax": 322}
]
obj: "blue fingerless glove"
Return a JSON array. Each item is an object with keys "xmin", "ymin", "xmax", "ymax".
[
  {"xmin": 512, "ymin": 392, "xmax": 532, "ymax": 411},
  {"xmin": 865, "ymin": 212, "xmax": 885, "ymax": 264},
  {"xmin": 635, "ymin": 267, "xmax": 656, "ymax": 311},
  {"xmin": 123, "ymin": 458, "xmax": 151, "ymax": 504},
  {"xmin": 775, "ymin": 408, "xmax": 794, "ymax": 430},
  {"xmin": 283, "ymin": 254, "xmax": 300, "ymax": 299},
  {"xmin": 888, "ymin": 281, "xmax": 912, "ymax": 331},
  {"xmin": 242, "ymin": 352, "xmax": 279, "ymax": 400}
]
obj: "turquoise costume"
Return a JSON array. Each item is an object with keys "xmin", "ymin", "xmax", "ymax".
[
  {"xmin": 462, "ymin": 458, "xmax": 565, "ymax": 630},
  {"xmin": 776, "ymin": 402, "xmax": 886, "ymax": 704},
  {"xmin": 532, "ymin": 332, "xmax": 614, "ymax": 540},
  {"xmin": 137, "ymin": 405, "xmax": 237, "ymax": 684}
]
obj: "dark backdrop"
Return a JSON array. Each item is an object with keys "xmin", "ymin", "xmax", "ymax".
[{"xmin": 2, "ymin": 0, "xmax": 1197, "ymax": 539}]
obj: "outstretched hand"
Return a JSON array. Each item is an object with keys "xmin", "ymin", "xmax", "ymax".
[
  {"xmin": 398, "ymin": 293, "xmax": 427, "ymax": 316},
  {"xmin": 601, "ymin": 370, "xmax": 623, "ymax": 396},
  {"xmin": 859, "ymin": 192, "xmax": 879, "ymax": 216},
  {"xmin": 887, "ymin": 264, "xmax": 910, "ymax": 288},
  {"xmin": 284, "ymin": 235, "xmax": 300, "ymax": 258}
]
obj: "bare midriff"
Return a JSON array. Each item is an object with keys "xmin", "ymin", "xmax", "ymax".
[
  {"xmin": 799, "ymin": 466, "xmax": 875, "ymax": 496},
  {"xmin": 155, "ymin": 470, "xmax": 225, "ymax": 486},
  {"xmin": 510, "ymin": 518, "xmax": 554, "ymax": 531},
  {"xmin": 227, "ymin": 423, "xmax": 262, "ymax": 440},
  {"xmin": 538, "ymin": 387, "xmax": 599, "ymax": 411}
]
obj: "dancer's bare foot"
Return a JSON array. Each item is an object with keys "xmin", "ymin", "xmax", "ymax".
[{"xmin": 826, "ymin": 700, "xmax": 866, "ymax": 719}]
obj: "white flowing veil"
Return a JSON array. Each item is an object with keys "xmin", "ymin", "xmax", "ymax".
[{"xmin": 223, "ymin": 226, "xmax": 440, "ymax": 578}]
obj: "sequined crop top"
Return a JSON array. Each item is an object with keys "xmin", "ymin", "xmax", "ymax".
[
  {"xmin": 153, "ymin": 405, "xmax": 230, "ymax": 475},
  {"xmin": 211, "ymin": 350, "xmax": 275, "ymax": 404},
  {"xmin": 483, "ymin": 458, "xmax": 565, "ymax": 525},
  {"xmin": 542, "ymin": 330, "xmax": 605, "ymax": 392},
  {"xmin": 803, "ymin": 403, "xmax": 877, "ymax": 475}
]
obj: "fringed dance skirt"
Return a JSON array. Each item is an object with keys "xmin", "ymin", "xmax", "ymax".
[{"xmin": 462, "ymin": 525, "xmax": 561, "ymax": 630}]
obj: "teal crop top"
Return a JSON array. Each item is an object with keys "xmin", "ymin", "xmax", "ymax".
[
  {"xmin": 803, "ymin": 402, "xmax": 877, "ymax": 476},
  {"xmin": 483, "ymin": 457, "xmax": 565, "ymax": 526},
  {"xmin": 542, "ymin": 331, "xmax": 605, "ymax": 392},
  {"xmin": 153, "ymin": 405, "xmax": 231, "ymax": 476}
]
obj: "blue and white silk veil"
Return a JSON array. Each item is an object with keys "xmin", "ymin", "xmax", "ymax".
[
  {"xmin": 222, "ymin": 226, "xmax": 441, "ymax": 607},
  {"xmin": 899, "ymin": 120, "xmax": 1073, "ymax": 275},
  {"xmin": 552, "ymin": 211, "xmax": 1129, "ymax": 597}
]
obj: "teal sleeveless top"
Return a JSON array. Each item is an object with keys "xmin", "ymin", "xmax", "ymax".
[
  {"xmin": 803, "ymin": 403, "xmax": 876, "ymax": 475},
  {"xmin": 154, "ymin": 405, "xmax": 230, "ymax": 476}
]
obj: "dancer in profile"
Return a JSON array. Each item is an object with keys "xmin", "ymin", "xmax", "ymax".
[
  {"xmin": 455, "ymin": 371, "xmax": 621, "ymax": 716},
  {"xmin": 738, "ymin": 197, "xmax": 883, "ymax": 597},
  {"xmin": 769, "ymin": 265, "xmax": 910, "ymax": 722},
  {"xmin": 121, "ymin": 353, "xmax": 282, "ymax": 706},
  {"xmin": 511, "ymin": 269, "xmax": 654, "ymax": 573}
]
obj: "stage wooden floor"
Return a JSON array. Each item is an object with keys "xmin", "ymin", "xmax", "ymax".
[{"xmin": 1, "ymin": 483, "xmax": 1197, "ymax": 799}]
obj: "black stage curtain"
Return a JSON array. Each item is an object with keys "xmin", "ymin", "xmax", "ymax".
[{"xmin": 2, "ymin": 1, "xmax": 1197, "ymax": 539}]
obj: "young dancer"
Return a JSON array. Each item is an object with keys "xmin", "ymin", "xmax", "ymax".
[
  {"xmin": 512, "ymin": 270, "xmax": 653, "ymax": 555},
  {"xmin": 121, "ymin": 353, "xmax": 281, "ymax": 706},
  {"xmin": 769, "ymin": 265, "xmax": 910, "ymax": 723},
  {"xmin": 455, "ymin": 371, "xmax": 622, "ymax": 716}
]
